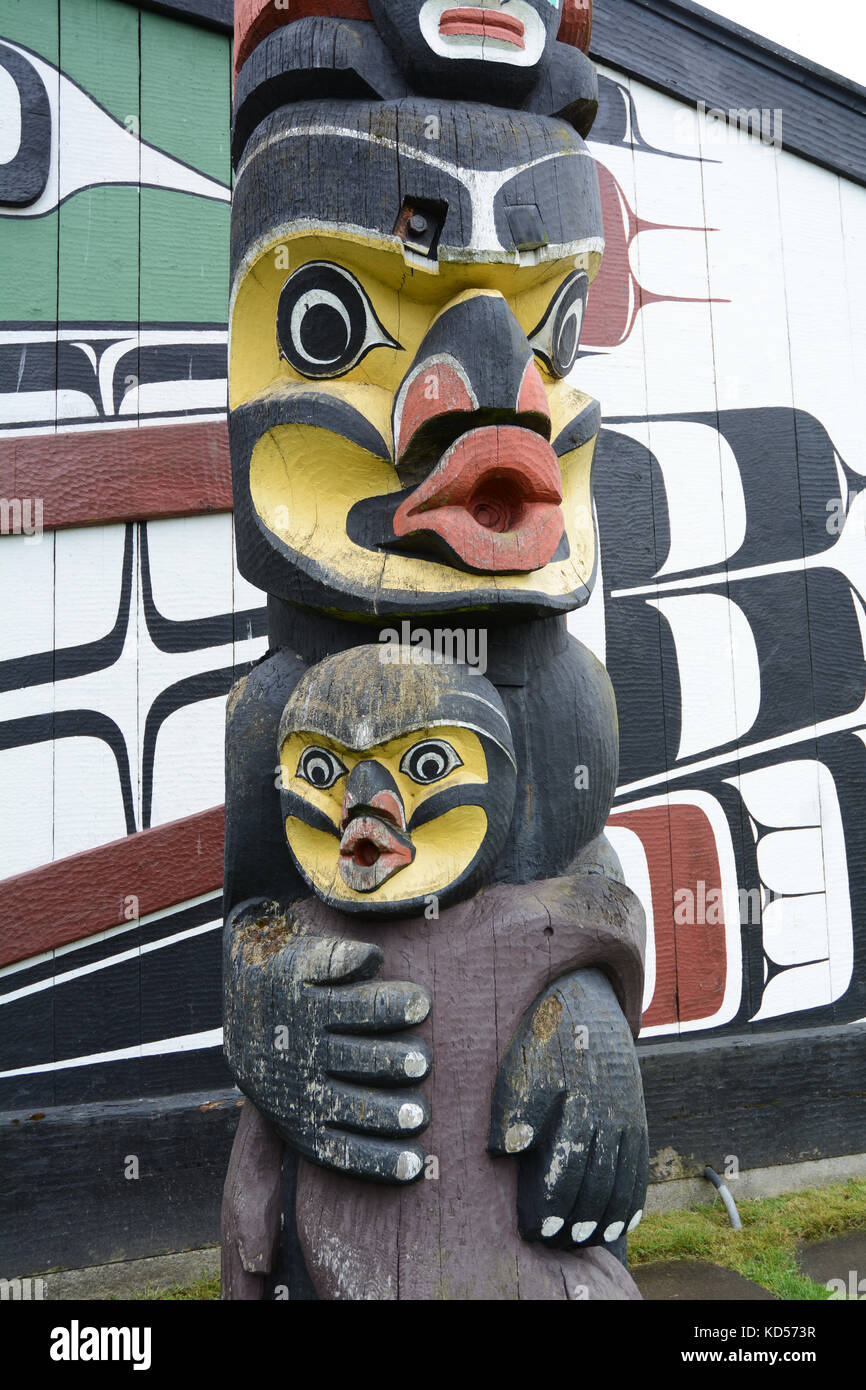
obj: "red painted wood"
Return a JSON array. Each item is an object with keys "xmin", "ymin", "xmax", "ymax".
[
  {"xmin": 234, "ymin": 0, "xmax": 373, "ymax": 79},
  {"xmin": 1, "ymin": 421, "xmax": 232, "ymax": 531},
  {"xmin": 559, "ymin": 0, "xmax": 592, "ymax": 52},
  {"xmin": 439, "ymin": 10, "xmax": 526, "ymax": 49},
  {"xmin": 0, "ymin": 806, "xmax": 225, "ymax": 968},
  {"xmin": 395, "ymin": 361, "xmax": 476, "ymax": 460},
  {"xmin": 517, "ymin": 359, "xmax": 552, "ymax": 420},
  {"xmin": 585, "ymin": 164, "xmax": 720, "ymax": 349},
  {"xmin": 608, "ymin": 803, "xmax": 728, "ymax": 1026}
]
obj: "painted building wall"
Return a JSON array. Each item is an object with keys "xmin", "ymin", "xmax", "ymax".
[{"xmin": 1, "ymin": 3, "xmax": 864, "ymax": 1133}]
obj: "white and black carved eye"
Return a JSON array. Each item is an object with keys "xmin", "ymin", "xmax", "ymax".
[
  {"xmin": 400, "ymin": 739, "xmax": 463, "ymax": 785},
  {"xmin": 276, "ymin": 262, "xmax": 399, "ymax": 378},
  {"xmin": 297, "ymin": 745, "xmax": 348, "ymax": 790},
  {"xmin": 529, "ymin": 270, "xmax": 589, "ymax": 378}
]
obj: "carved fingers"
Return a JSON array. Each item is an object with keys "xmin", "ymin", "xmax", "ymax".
[
  {"xmin": 225, "ymin": 918, "xmax": 433, "ymax": 1184},
  {"xmin": 325, "ymin": 1033, "xmax": 432, "ymax": 1085},
  {"xmin": 323, "ymin": 979, "xmax": 432, "ymax": 1033},
  {"xmin": 488, "ymin": 966, "xmax": 648, "ymax": 1248}
]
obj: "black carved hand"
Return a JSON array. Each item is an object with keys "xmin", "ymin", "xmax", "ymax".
[
  {"xmin": 488, "ymin": 967, "xmax": 648, "ymax": 1248},
  {"xmin": 224, "ymin": 908, "xmax": 432, "ymax": 1183}
]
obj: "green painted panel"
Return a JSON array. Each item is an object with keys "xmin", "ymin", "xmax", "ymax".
[
  {"xmin": 0, "ymin": 0, "xmax": 58, "ymax": 347},
  {"xmin": 1, "ymin": 0, "xmax": 232, "ymax": 338},
  {"xmin": 140, "ymin": 11, "xmax": 231, "ymax": 186},
  {"xmin": 58, "ymin": 187, "xmax": 140, "ymax": 322},
  {"xmin": 139, "ymin": 190, "xmax": 230, "ymax": 324},
  {"xmin": 58, "ymin": 0, "xmax": 139, "ymax": 327},
  {"xmin": 0, "ymin": 220, "xmax": 58, "ymax": 323},
  {"xmin": 0, "ymin": 0, "xmax": 59, "ymax": 62},
  {"xmin": 58, "ymin": 0, "xmax": 139, "ymax": 128}
]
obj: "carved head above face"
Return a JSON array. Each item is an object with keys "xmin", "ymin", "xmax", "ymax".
[
  {"xmin": 229, "ymin": 99, "xmax": 604, "ymax": 619},
  {"xmin": 277, "ymin": 646, "xmax": 516, "ymax": 916},
  {"xmin": 233, "ymin": 1, "xmax": 593, "ymax": 97},
  {"xmin": 367, "ymin": 0, "xmax": 564, "ymax": 100}
]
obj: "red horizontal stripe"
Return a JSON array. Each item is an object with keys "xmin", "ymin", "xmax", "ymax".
[
  {"xmin": 0, "ymin": 806, "xmax": 225, "ymax": 968},
  {"xmin": 1, "ymin": 421, "xmax": 232, "ymax": 531}
]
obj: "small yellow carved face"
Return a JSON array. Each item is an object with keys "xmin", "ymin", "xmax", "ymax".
[
  {"xmin": 276, "ymin": 645, "xmax": 518, "ymax": 915},
  {"xmin": 280, "ymin": 724, "xmax": 490, "ymax": 909}
]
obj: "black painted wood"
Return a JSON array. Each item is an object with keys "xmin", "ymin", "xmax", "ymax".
[
  {"xmin": 115, "ymin": 0, "xmax": 233, "ymax": 30},
  {"xmin": 639, "ymin": 1023, "xmax": 866, "ymax": 1179},
  {"xmin": 3, "ymin": 1029, "xmax": 863, "ymax": 1275},
  {"xmin": 0, "ymin": 1089, "xmax": 241, "ymax": 1275},
  {"xmin": 0, "ymin": 44, "xmax": 51, "ymax": 206}
]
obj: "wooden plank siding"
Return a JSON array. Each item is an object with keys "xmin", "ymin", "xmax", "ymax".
[{"xmin": 0, "ymin": 1, "xmax": 864, "ymax": 1271}]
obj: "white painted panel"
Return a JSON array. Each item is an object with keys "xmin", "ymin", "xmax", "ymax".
[
  {"xmin": 0, "ymin": 744, "xmax": 54, "ymax": 876},
  {"xmin": 757, "ymin": 828, "xmax": 826, "ymax": 897},
  {"xmin": 604, "ymin": 824, "xmax": 655, "ymax": 1015},
  {"xmin": 0, "ymin": 532, "xmax": 54, "ymax": 659},
  {"xmin": 53, "ymin": 524, "xmax": 129, "ymax": 647},
  {"xmin": 149, "ymin": 695, "xmax": 226, "ymax": 826},
  {"xmin": 778, "ymin": 153, "xmax": 863, "ymax": 482},
  {"xmin": 649, "ymin": 593, "xmax": 761, "ymax": 758},
  {"xmin": 52, "ymin": 737, "xmax": 128, "ymax": 859},
  {"xmin": 146, "ymin": 513, "xmax": 234, "ymax": 623},
  {"xmin": 751, "ymin": 961, "xmax": 833, "ymax": 1022},
  {"xmin": 762, "ymin": 895, "xmax": 832, "ymax": 968},
  {"xmin": 0, "ymin": 62, "xmax": 21, "ymax": 163},
  {"xmin": 727, "ymin": 761, "xmax": 822, "ymax": 829},
  {"xmin": 840, "ymin": 178, "xmax": 866, "ymax": 479}
]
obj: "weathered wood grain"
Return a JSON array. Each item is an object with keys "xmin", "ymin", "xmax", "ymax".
[{"xmin": 287, "ymin": 877, "xmax": 644, "ymax": 1298}]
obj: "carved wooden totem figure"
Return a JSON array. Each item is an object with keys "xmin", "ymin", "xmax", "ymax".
[{"xmin": 222, "ymin": 0, "xmax": 649, "ymax": 1301}]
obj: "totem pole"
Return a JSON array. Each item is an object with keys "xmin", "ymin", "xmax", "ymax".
[{"xmin": 222, "ymin": 0, "xmax": 649, "ymax": 1301}]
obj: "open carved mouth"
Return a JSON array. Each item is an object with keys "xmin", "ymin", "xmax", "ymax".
[
  {"xmin": 438, "ymin": 7, "xmax": 526, "ymax": 47},
  {"xmin": 392, "ymin": 425, "xmax": 564, "ymax": 573},
  {"xmin": 338, "ymin": 811, "xmax": 415, "ymax": 892}
]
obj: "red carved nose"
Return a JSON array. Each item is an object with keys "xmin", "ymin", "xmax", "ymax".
[
  {"xmin": 393, "ymin": 425, "xmax": 564, "ymax": 574},
  {"xmin": 394, "ymin": 357, "xmax": 550, "ymax": 464}
]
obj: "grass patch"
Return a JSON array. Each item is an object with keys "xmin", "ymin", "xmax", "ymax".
[
  {"xmin": 628, "ymin": 1178, "xmax": 866, "ymax": 1300},
  {"xmin": 117, "ymin": 1181, "xmax": 866, "ymax": 1301},
  {"xmin": 120, "ymin": 1272, "xmax": 220, "ymax": 1301}
]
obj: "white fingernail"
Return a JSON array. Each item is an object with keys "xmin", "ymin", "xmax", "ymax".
[
  {"xmin": 404, "ymin": 993, "xmax": 429, "ymax": 1024},
  {"xmin": 604, "ymin": 1221, "xmax": 625, "ymax": 1242},
  {"xmin": 627, "ymin": 1209, "xmax": 643, "ymax": 1233},
  {"xmin": 504, "ymin": 1123, "xmax": 534, "ymax": 1153},
  {"xmin": 396, "ymin": 1151, "xmax": 422, "ymax": 1181},
  {"xmin": 404, "ymin": 1050, "xmax": 427, "ymax": 1078},
  {"xmin": 571, "ymin": 1221, "xmax": 596, "ymax": 1243},
  {"xmin": 398, "ymin": 1102, "xmax": 425, "ymax": 1130},
  {"xmin": 541, "ymin": 1217, "xmax": 564, "ymax": 1238}
]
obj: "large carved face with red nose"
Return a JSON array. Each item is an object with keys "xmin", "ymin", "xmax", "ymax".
[{"xmin": 230, "ymin": 99, "xmax": 604, "ymax": 619}]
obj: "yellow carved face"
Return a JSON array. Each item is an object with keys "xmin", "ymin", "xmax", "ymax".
[
  {"xmin": 231, "ymin": 231, "xmax": 600, "ymax": 619},
  {"xmin": 229, "ymin": 96, "xmax": 604, "ymax": 618}
]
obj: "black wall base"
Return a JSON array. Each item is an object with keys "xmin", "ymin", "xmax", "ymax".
[
  {"xmin": 640, "ymin": 1022, "xmax": 866, "ymax": 1180},
  {"xmin": 0, "ymin": 1088, "xmax": 241, "ymax": 1277},
  {"xmin": 2, "ymin": 1024, "xmax": 863, "ymax": 1276}
]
